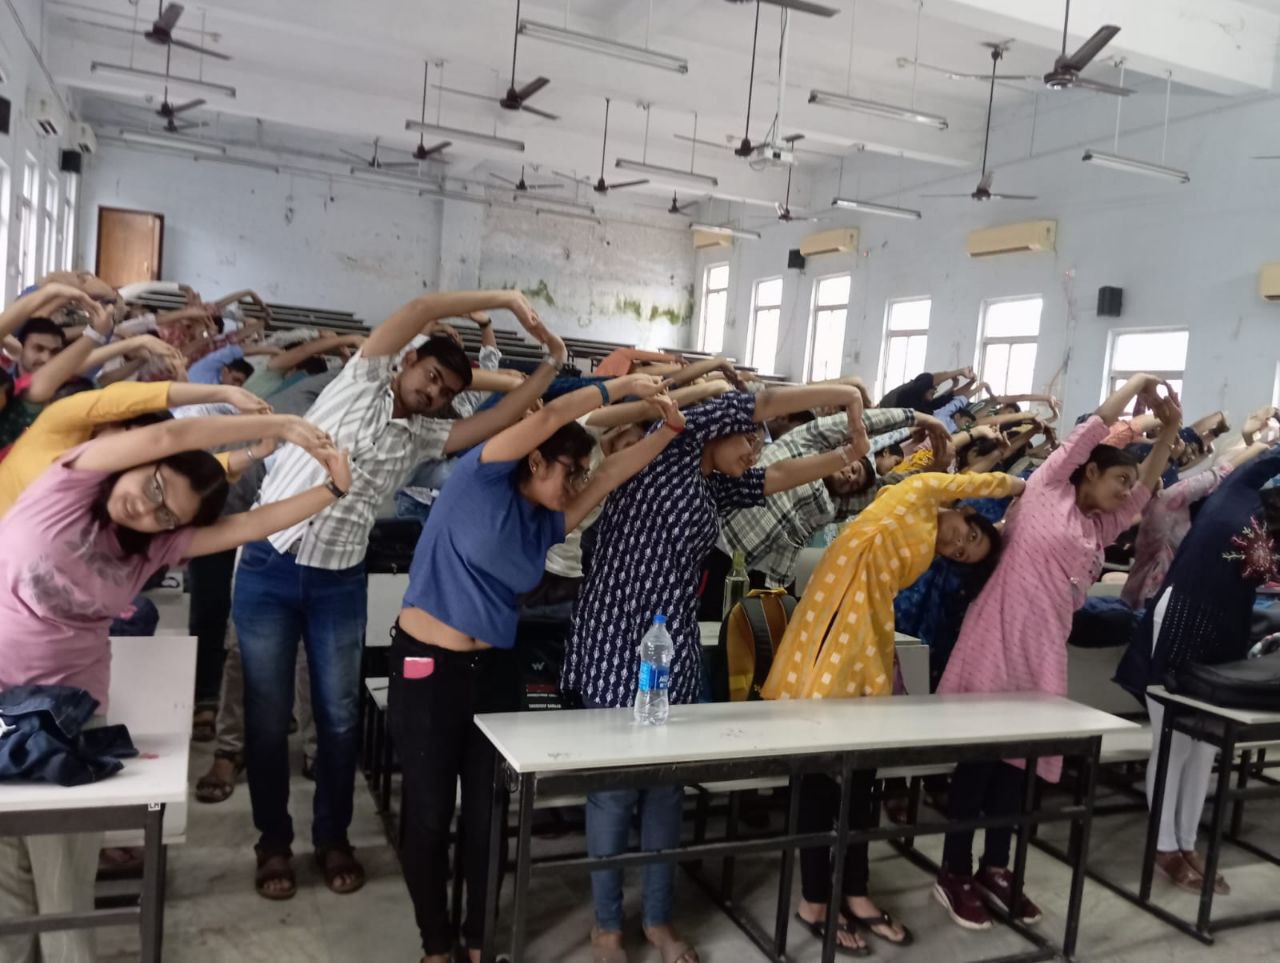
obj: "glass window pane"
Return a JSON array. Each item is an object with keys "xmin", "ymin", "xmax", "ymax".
[
  {"xmin": 884, "ymin": 337, "xmax": 910, "ymax": 392},
  {"xmin": 751, "ymin": 307, "xmax": 780, "ymax": 375},
  {"xmin": 811, "ymin": 307, "xmax": 846, "ymax": 380},
  {"xmin": 983, "ymin": 297, "xmax": 1042, "ymax": 338},
  {"xmin": 981, "ymin": 342, "xmax": 1011, "ymax": 395},
  {"xmin": 904, "ymin": 334, "xmax": 928, "ymax": 376},
  {"xmin": 888, "ymin": 298, "xmax": 931, "ymax": 332},
  {"xmin": 756, "ymin": 278, "xmax": 783, "ymax": 307},
  {"xmin": 816, "ymin": 274, "xmax": 851, "ymax": 307},
  {"xmin": 1112, "ymin": 330, "xmax": 1188, "ymax": 371},
  {"xmin": 707, "ymin": 264, "xmax": 730, "ymax": 291},
  {"xmin": 703, "ymin": 290, "xmax": 727, "ymax": 353},
  {"xmin": 1006, "ymin": 341, "xmax": 1037, "ymax": 395}
]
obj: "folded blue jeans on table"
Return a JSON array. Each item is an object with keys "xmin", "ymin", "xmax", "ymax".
[{"xmin": 0, "ymin": 685, "xmax": 137, "ymax": 786}]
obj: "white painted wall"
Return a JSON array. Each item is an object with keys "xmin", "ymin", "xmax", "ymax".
[{"xmin": 704, "ymin": 92, "xmax": 1280, "ymax": 426}]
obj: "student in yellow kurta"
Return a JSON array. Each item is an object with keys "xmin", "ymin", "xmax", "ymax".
[{"xmin": 762, "ymin": 469, "xmax": 1024, "ymax": 955}]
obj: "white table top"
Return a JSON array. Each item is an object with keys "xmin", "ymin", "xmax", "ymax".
[
  {"xmin": 477, "ymin": 692, "xmax": 1136, "ymax": 774},
  {"xmin": 1147, "ymin": 685, "xmax": 1280, "ymax": 727},
  {"xmin": 0, "ymin": 734, "xmax": 190, "ymax": 814}
]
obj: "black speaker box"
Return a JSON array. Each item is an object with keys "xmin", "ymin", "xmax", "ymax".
[
  {"xmin": 787, "ymin": 248, "xmax": 806, "ymax": 270},
  {"xmin": 0, "ymin": 96, "xmax": 11, "ymax": 137},
  {"xmin": 60, "ymin": 150, "xmax": 83, "ymax": 175},
  {"xmin": 1097, "ymin": 286, "xmax": 1123, "ymax": 317}
]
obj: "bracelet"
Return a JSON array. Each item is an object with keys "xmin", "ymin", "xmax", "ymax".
[
  {"xmin": 325, "ymin": 478, "xmax": 348, "ymax": 500},
  {"xmin": 596, "ymin": 381, "xmax": 611, "ymax": 406},
  {"xmin": 82, "ymin": 327, "xmax": 110, "ymax": 346},
  {"xmin": 664, "ymin": 420, "xmax": 684, "ymax": 435}
]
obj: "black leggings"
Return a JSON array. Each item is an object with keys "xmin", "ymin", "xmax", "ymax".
[
  {"xmin": 940, "ymin": 761, "xmax": 1028, "ymax": 877},
  {"xmin": 798, "ymin": 771, "xmax": 877, "ymax": 902},
  {"xmin": 386, "ymin": 626, "xmax": 520, "ymax": 955}
]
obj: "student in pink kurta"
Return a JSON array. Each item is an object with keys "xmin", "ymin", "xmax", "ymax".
[{"xmin": 931, "ymin": 374, "xmax": 1182, "ymax": 933}]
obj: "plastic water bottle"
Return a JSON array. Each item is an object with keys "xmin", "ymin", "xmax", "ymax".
[
  {"xmin": 634, "ymin": 615, "xmax": 673, "ymax": 726},
  {"xmin": 722, "ymin": 550, "xmax": 749, "ymax": 619}
]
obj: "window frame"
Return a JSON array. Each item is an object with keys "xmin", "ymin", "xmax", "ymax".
[
  {"xmin": 747, "ymin": 275, "xmax": 784, "ymax": 376},
  {"xmin": 876, "ymin": 295, "xmax": 932, "ymax": 399},
  {"xmin": 59, "ymin": 172, "xmax": 79, "ymax": 271},
  {"xmin": 1102, "ymin": 325, "xmax": 1189, "ymax": 412},
  {"xmin": 18, "ymin": 155, "xmax": 40, "ymax": 291},
  {"xmin": 805, "ymin": 271, "xmax": 852, "ymax": 382},
  {"xmin": 41, "ymin": 171, "xmax": 59, "ymax": 276},
  {"xmin": 975, "ymin": 295, "xmax": 1044, "ymax": 397},
  {"xmin": 697, "ymin": 262, "xmax": 731, "ymax": 354},
  {"xmin": 0, "ymin": 159, "xmax": 10, "ymax": 297}
]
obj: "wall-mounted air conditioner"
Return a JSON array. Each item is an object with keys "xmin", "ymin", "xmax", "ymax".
[
  {"xmin": 799, "ymin": 228, "xmax": 858, "ymax": 258},
  {"xmin": 1261, "ymin": 263, "xmax": 1280, "ymax": 302},
  {"xmin": 966, "ymin": 219, "xmax": 1057, "ymax": 258},
  {"xmin": 693, "ymin": 229, "xmax": 731, "ymax": 250},
  {"xmin": 74, "ymin": 122, "xmax": 98, "ymax": 155},
  {"xmin": 25, "ymin": 89, "xmax": 67, "ymax": 137}
]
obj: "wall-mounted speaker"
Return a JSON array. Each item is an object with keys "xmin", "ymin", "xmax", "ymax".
[
  {"xmin": 787, "ymin": 248, "xmax": 806, "ymax": 271},
  {"xmin": 1097, "ymin": 285, "xmax": 1123, "ymax": 317},
  {"xmin": 0, "ymin": 96, "xmax": 11, "ymax": 137},
  {"xmin": 60, "ymin": 150, "xmax": 83, "ymax": 175}
]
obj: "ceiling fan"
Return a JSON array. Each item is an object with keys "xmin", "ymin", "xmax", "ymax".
[
  {"xmin": 922, "ymin": 46, "xmax": 1036, "ymax": 202},
  {"xmin": 154, "ymin": 46, "xmax": 205, "ymax": 132},
  {"xmin": 1042, "ymin": 0, "xmax": 1131, "ymax": 96},
  {"xmin": 773, "ymin": 166, "xmax": 819, "ymax": 222},
  {"xmin": 342, "ymin": 137, "xmax": 441, "ymax": 172},
  {"xmin": 431, "ymin": 0, "xmax": 556, "ymax": 120},
  {"xmin": 589, "ymin": 98, "xmax": 647, "ymax": 195},
  {"xmin": 402, "ymin": 62, "xmax": 453, "ymax": 162},
  {"xmin": 723, "ymin": 0, "xmax": 839, "ymax": 19},
  {"xmin": 492, "ymin": 165, "xmax": 562, "ymax": 192},
  {"xmin": 896, "ymin": 41, "xmax": 1039, "ymax": 84},
  {"xmin": 668, "ymin": 192, "xmax": 698, "ymax": 215},
  {"xmin": 112, "ymin": 3, "xmax": 231, "ymax": 61}
]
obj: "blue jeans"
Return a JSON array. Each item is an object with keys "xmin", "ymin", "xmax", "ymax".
[{"xmin": 232, "ymin": 541, "xmax": 366, "ymax": 851}]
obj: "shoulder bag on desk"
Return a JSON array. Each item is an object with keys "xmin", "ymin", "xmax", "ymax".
[
  {"xmin": 1170, "ymin": 635, "xmax": 1280, "ymax": 711},
  {"xmin": 717, "ymin": 589, "xmax": 797, "ymax": 702}
]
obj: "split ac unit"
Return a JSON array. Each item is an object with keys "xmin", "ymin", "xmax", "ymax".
[
  {"xmin": 25, "ymin": 89, "xmax": 66, "ymax": 137},
  {"xmin": 692, "ymin": 229, "xmax": 731, "ymax": 250},
  {"xmin": 1261, "ymin": 263, "xmax": 1280, "ymax": 302},
  {"xmin": 74, "ymin": 122, "xmax": 98, "ymax": 155},
  {"xmin": 799, "ymin": 228, "xmax": 858, "ymax": 258},
  {"xmin": 966, "ymin": 219, "xmax": 1057, "ymax": 258}
]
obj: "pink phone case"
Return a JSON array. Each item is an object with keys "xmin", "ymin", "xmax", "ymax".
[{"xmin": 403, "ymin": 656, "xmax": 435, "ymax": 680}]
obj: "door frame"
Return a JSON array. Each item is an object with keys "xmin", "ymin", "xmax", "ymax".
[{"xmin": 95, "ymin": 206, "xmax": 165, "ymax": 281}]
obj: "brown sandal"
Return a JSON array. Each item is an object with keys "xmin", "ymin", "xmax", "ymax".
[
  {"xmin": 1154, "ymin": 850, "xmax": 1202, "ymax": 894},
  {"xmin": 191, "ymin": 708, "xmax": 217, "ymax": 743},
  {"xmin": 254, "ymin": 845, "xmax": 296, "ymax": 900},
  {"xmin": 1181, "ymin": 850, "xmax": 1230, "ymax": 895},
  {"xmin": 195, "ymin": 752, "xmax": 243, "ymax": 804},
  {"xmin": 315, "ymin": 842, "xmax": 365, "ymax": 894}
]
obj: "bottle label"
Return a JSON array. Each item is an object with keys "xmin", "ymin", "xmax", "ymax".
[{"xmin": 638, "ymin": 662, "xmax": 670, "ymax": 693}]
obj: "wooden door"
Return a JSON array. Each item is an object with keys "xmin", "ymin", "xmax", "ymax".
[{"xmin": 95, "ymin": 207, "xmax": 164, "ymax": 287}]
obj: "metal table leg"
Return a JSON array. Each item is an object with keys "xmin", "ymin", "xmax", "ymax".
[
  {"xmin": 1139, "ymin": 708, "xmax": 1176, "ymax": 901},
  {"xmin": 1062, "ymin": 738, "xmax": 1100, "ymax": 960},
  {"xmin": 1197, "ymin": 721, "xmax": 1237, "ymax": 936},
  {"xmin": 139, "ymin": 803, "xmax": 166, "ymax": 963},
  {"xmin": 480, "ymin": 755, "xmax": 508, "ymax": 963},
  {"xmin": 773, "ymin": 773, "xmax": 802, "ymax": 959},
  {"xmin": 821, "ymin": 758, "xmax": 854, "ymax": 963},
  {"xmin": 509, "ymin": 773, "xmax": 536, "ymax": 962}
]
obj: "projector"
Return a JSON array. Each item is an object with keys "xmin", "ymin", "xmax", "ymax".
[{"xmin": 754, "ymin": 143, "xmax": 796, "ymax": 165}]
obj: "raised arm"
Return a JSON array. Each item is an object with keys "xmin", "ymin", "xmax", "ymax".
[
  {"xmin": 266, "ymin": 334, "xmax": 363, "ymax": 371},
  {"xmin": 1096, "ymin": 373, "xmax": 1162, "ymax": 426},
  {"xmin": 1136, "ymin": 393, "xmax": 1183, "ymax": 491},
  {"xmin": 661, "ymin": 356, "xmax": 743, "ymax": 390},
  {"xmin": 584, "ymin": 380, "xmax": 732, "ymax": 429},
  {"xmin": 79, "ymin": 335, "xmax": 188, "ymax": 381},
  {"xmin": 762, "ymin": 441, "xmax": 866, "ymax": 496},
  {"xmin": 0, "ymin": 284, "xmax": 97, "ymax": 342},
  {"xmin": 363, "ymin": 290, "xmax": 534, "ymax": 359},
  {"xmin": 25, "ymin": 303, "xmax": 116, "ymax": 403}
]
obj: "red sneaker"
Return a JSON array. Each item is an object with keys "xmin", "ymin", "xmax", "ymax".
[
  {"xmin": 974, "ymin": 866, "xmax": 1043, "ymax": 925},
  {"xmin": 933, "ymin": 870, "xmax": 992, "ymax": 931}
]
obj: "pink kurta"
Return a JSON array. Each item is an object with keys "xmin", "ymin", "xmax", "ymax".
[{"xmin": 938, "ymin": 416, "xmax": 1151, "ymax": 782}]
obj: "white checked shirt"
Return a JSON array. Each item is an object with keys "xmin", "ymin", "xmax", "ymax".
[{"xmin": 257, "ymin": 350, "xmax": 452, "ymax": 570}]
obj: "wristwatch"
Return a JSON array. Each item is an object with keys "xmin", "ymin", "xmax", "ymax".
[{"xmin": 325, "ymin": 478, "xmax": 348, "ymax": 499}]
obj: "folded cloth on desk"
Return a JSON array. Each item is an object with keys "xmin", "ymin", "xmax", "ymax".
[{"xmin": 0, "ymin": 685, "xmax": 137, "ymax": 786}]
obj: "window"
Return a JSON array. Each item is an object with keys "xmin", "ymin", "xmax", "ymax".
[
  {"xmin": 878, "ymin": 297, "xmax": 931, "ymax": 398},
  {"xmin": 748, "ymin": 277, "xmax": 783, "ymax": 375},
  {"xmin": 977, "ymin": 296, "xmax": 1042, "ymax": 396},
  {"xmin": 0, "ymin": 160, "xmax": 10, "ymax": 293},
  {"xmin": 41, "ymin": 173, "xmax": 59, "ymax": 275},
  {"xmin": 17, "ymin": 156, "xmax": 39, "ymax": 291},
  {"xmin": 807, "ymin": 273, "xmax": 851, "ymax": 381},
  {"xmin": 698, "ymin": 263, "xmax": 730, "ymax": 353},
  {"xmin": 60, "ymin": 174, "xmax": 78, "ymax": 271},
  {"xmin": 1105, "ymin": 328, "xmax": 1188, "ymax": 412}
]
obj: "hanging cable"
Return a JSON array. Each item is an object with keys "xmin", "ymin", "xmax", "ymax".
[
  {"xmin": 910, "ymin": 0, "xmax": 922, "ymax": 107},
  {"xmin": 1161, "ymin": 71, "xmax": 1172, "ymax": 163},
  {"xmin": 844, "ymin": 0, "xmax": 857, "ymax": 95},
  {"xmin": 1112, "ymin": 61, "xmax": 1125, "ymax": 152}
]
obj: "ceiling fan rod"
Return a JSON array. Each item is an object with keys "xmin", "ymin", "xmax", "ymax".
[
  {"xmin": 1111, "ymin": 60, "xmax": 1125, "ymax": 152},
  {"xmin": 599, "ymin": 98, "xmax": 611, "ymax": 181},
  {"xmin": 742, "ymin": 0, "xmax": 762, "ymax": 147},
  {"xmin": 1061, "ymin": 0, "xmax": 1071, "ymax": 58},
  {"xmin": 417, "ymin": 61, "xmax": 430, "ymax": 149},
  {"xmin": 979, "ymin": 47, "xmax": 998, "ymax": 178},
  {"xmin": 1161, "ymin": 70, "xmax": 1172, "ymax": 163},
  {"xmin": 509, "ymin": 0, "xmax": 522, "ymax": 91}
]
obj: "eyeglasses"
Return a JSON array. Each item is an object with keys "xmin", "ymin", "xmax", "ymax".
[
  {"xmin": 143, "ymin": 466, "xmax": 181, "ymax": 530},
  {"xmin": 554, "ymin": 457, "xmax": 591, "ymax": 491}
]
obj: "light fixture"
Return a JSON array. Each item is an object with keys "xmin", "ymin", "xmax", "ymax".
[
  {"xmin": 808, "ymin": 89, "xmax": 947, "ymax": 130},
  {"xmin": 404, "ymin": 120, "xmax": 524, "ymax": 153},
  {"xmin": 120, "ymin": 130, "xmax": 226, "ymax": 155},
  {"xmin": 518, "ymin": 19, "xmax": 687, "ymax": 74},
  {"xmin": 614, "ymin": 159, "xmax": 717, "ymax": 190},
  {"xmin": 1081, "ymin": 149, "xmax": 1189, "ymax": 184},
  {"xmin": 508, "ymin": 191, "xmax": 596, "ymax": 214},
  {"xmin": 831, "ymin": 197, "xmax": 922, "ymax": 220},
  {"xmin": 90, "ymin": 62, "xmax": 236, "ymax": 98},
  {"xmin": 690, "ymin": 223, "xmax": 761, "ymax": 240}
]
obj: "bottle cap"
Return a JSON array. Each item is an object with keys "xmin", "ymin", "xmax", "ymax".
[{"xmin": 653, "ymin": 614, "xmax": 667, "ymax": 625}]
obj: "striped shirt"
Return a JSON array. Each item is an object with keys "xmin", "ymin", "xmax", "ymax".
[
  {"xmin": 256, "ymin": 350, "xmax": 452, "ymax": 570},
  {"xmin": 721, "ymin": 407, "xmax": 917, "ymax": 587}
]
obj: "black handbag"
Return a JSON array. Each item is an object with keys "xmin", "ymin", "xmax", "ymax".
[{"xmin": 1171, "ymin": 637, "xmax": 1280, "ymax": 711}]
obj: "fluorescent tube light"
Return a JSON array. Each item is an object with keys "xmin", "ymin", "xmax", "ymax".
[
  {"xmin": 808, "ymin": 89, "xmax": 947, "ymax": 130},
  {"xmin": 690, "ymin": 223, "xmax": 761, "ymax": 240},
  {"xmin": 120, "ymin": 130, "xmax": 226, "ymax": 155},
  {"xmin": 1081, "ymin": 149, "xmax": 1189, "ymax": 184},
  {"xmin": 518, "ymin": 19, "xmax": 688, "ymax": 74},
  {"xmin": 615, "ymin": 159, "xmax": 717, "ymax": 189},
  {"xmin": 405, "ymin": 120, "xmax": 524, "ymax": 153},
  {"xmin": 831, "ymin": 197, "xmax": 922, "ymax": 220},
  {"xmin": 91, "ymin": 62, "xmax": 236, "ymax": 98},
  {"xmin": 507, "ymin": 191, "xmax": 597, "ymax": 214}
]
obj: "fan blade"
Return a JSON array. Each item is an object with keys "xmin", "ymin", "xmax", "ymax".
[
  {"xmin": 339, "ymin": 149, "xmax": 368, "ymax": 163},
  {"xmin": 156, "ymin": 3, "xmax": 184, "ymax": 34},
  {"xmin": 381, "ymin": 161, "xmax": 424, "ymax": 170},
  {"xmin": 171, "ymin": 98, "xmax": 206, "ymax": 114},
  {"xmin": 63, "ymin": 18, "xmax": 142, "ymax": 37},
  {"xmin": 168, "ymin": 37, "xmax": 232, "ymax": 60},
  {"xmin": 552, "ymin": 170, "xmax": 590, "ymax": 183},
  {"xmin": 674, "ymin": 133, "xmax": 735, "ymax": 152},
  {"xmin": 989, "ymin": 193, "xmax": 1038, "ymax": 201},
  {"xmin": 676, "ymin": 201, "xmax": 699, "ymax": 213},
  {"xmin": 1062, "ymin": 25, "xmax": 1120, "ymax": 72},
  {"xmin": 919, "ymin": 192, "xmax": 978, "ymax": 198},
  {"xmin": 490, "ymin": 174, "xmax": 518, "ymax": 187},
  {"xmin": 1253, "ymin": 155, "xmax": 1280, "ymax": 160},
  {"xmin": 1070, "ymin": 75, "xmax": 1133, "ymax": 97},
  {"xmin": 520, "ymin": 104, "xmax": 560, "ymax": 121},
  {"xmin": 434, "ymin": 85, "xmax": 496, "ymax": 103},
  {"xmin": 607, "ymin": 179, "xmax": 649, "ymax": 190},
  {"xmin": 524, "ymin": 182, "xmax": 563, "ymax": 190},
  {"xmin": 515, "ymin": 76, "xmax": 550, "ymax": 100},
  {"xmin": 420, "ymin": 141, "xmax": 451, "ymax": 157},
  {"xmin": 760, "ymin": 0, "xmax": 839, "ymax": 17}
]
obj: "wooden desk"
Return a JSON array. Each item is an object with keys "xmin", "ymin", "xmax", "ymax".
[{"xmin": 476, "ymin": 693, "xmax": 1134, "ymax": 963}]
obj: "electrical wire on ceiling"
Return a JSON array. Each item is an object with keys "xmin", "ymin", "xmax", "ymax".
[
  {"xmin": 747, "ymin": 6, "xmax": 789, "ymax": 172},
  {"xmin": 5, "ymin": 0, "xmax": 74, "ymax": 120}
]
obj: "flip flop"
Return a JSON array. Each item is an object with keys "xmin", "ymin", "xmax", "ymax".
[
  {"xmin": 846, "ymin": 907, "xmax": 915, "ymax": 946},
  {"xmin": 315, "ymin": 842, "xmax": 365, "ymax": 895},
  {"xmin": 195, "ymin": 752, "xmax": 243, "ymax": 804},
  {"xmin": 792, "ymin": 912, "xmax": 869, "ymax": 958},
  {"xmin": 254, "ymin": 845, "xmax": 296, "ymax": 901}
]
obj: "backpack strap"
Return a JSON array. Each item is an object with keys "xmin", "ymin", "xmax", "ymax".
[{"xmin": 740, "ymin": 597, "xmax": 778, "ymax": 701}]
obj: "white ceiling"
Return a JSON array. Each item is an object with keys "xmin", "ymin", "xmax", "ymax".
[{"xmin": 41, "ymin": 0, "xmax": 1280, "ymax": 220}]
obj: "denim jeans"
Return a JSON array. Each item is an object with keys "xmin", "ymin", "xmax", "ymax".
[
  {"xmin": 582, "ymin": 701, "xmax": 682, "ymax": 932},
  {"xmin": 232, "ymin": 540, "xmax": 366, "ymax": 851}
]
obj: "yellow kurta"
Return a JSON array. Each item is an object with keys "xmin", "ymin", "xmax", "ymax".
[{"xmin": 761, "ymin": 471, "xmax": 1018, "ymax": 700}]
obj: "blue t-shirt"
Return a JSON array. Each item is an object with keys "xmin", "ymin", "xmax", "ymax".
[
  {"xmin": 402, "ymin": 446, "xmax": 566, "ymax": 649},
  {"xmin": 188, "ymin": 344, "xmax": 244, "ymax": 385}
]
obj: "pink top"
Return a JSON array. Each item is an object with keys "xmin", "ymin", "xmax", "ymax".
[
  {"xmin": 1121, "ymin": 463, "xmax": 1232, "ymax": 609},
  {"xmin": 0, "ymin": 444, "xmax": 194, "ymax": 709},
  {"xmin": 938, "ymin": 416, "xmax": 1151, "ymax": 782}
]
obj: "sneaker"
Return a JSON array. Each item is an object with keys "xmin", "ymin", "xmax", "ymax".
[
  {"xmin": 974, "ymin": 866, "xmax": 1043, "ymax": 925},
  {"xmin": 934, "ymin": 869, "xmax": 993, "ymax": 931}
]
